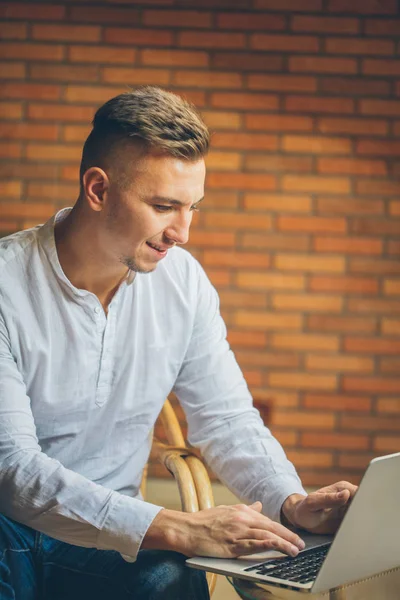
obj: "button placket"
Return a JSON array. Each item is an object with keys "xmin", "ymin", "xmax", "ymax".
[{"xmin": 95, "ymin": 307, "xmax": 116, "ymax": 407}]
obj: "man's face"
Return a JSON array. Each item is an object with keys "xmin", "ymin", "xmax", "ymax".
[{"xmin": 101, "ymin": 152, "xmax": 206, "ymax": 274}]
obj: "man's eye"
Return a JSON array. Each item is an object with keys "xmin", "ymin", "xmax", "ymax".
[
  {"xmin": 154, "ymin": 205, "xmax": 172, "ymax": 212},
  {"xmin": 191, "ymin": 205, "xmax": 200, "ymax": 212}
]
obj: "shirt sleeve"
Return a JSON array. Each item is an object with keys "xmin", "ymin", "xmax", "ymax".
[
  {"xmin": 0, "ymin": 312, "xmax": 162, "ymax": 561},
  {"xmin": 173, "ymin": 260, "xmax": 307, "ymax": 522}
]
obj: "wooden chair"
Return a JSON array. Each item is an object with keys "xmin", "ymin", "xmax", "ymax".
[{"xmin": 143, "ymin": 399, "xmax": 400, "ymax": 600}]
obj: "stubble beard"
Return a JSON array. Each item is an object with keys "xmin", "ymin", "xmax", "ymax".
[{"xmin": 122, "ymin": 255, "xmax": 154, "ymax": 275}]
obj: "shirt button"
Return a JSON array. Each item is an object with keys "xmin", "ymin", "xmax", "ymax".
[{"xmin": 94, "ymin": 306, "xmax": 101, "ymax": 314}]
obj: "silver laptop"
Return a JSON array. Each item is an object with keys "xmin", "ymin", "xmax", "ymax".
[{"xmin": 187, "ymin": 452, "xmax": 400, "ymax": 593}]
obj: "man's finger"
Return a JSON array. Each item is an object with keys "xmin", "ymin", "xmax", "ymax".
[
  {"xmin": 237, "ymin": 534, "xmax": 302, "ymax": 558},
  {"xmin": 250, "ymin": 527, "xmax": 305, "ymax": 551},
  {"xmin": 306, "ymin": 490, "xmax": 350, "ymax": 511}
]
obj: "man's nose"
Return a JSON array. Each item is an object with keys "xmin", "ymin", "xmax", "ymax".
[{"xmin": 165, "ymin": 211, "xmax": 192, "ymax": 245}]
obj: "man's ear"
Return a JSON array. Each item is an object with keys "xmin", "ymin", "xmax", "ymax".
[{"xmin": 82, "ymin": 167, "xmax": 109, "ymax": 212}]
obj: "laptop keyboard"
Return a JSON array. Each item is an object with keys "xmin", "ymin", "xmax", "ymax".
[{"xmin": 243, "ymin": 543, "xmax": 330, "ymax": 584}]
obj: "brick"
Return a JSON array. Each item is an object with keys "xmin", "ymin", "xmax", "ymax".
[
  {"xmin": 227, "ymin": 330, "xmax": 267, "ymax": 347},
  {"xmin": 169, "ymin": 89, "xmax": 206, "ymax": 107},
  {"xmin": 234, "ymin": 311, "xmax": 302, "ymax": 330},
  {"xmin": 342, "ymin": 415, "xmax": 400, "ymax": 432},
  {"xmin": 206, "ymin": 269, "xmax": 231, "ymax": 288},
  {"xmin": 348, "ymin": 298, "xmax": 400, "ymax": 313},
  {"xmin": 1, "ymin": 202, "xmax": 54, "ymax": 219},
  {"xmin": 69, "ymin": 45, "xmax": 136, "ymax": 65},
  {"xmin": 244, "ymin": 155, "xmax": 313, "ymax": 173},
  {"xmin": 387, "ymin": 241, "xmax": 400, "ymax": 257},
  {"xmin": 382, "ymin": 318, "xmax": 400, "ymax": 336},
  {"xmin": 268, "ymin": 372, "xmax": 336, "ymax": 390},
  {"xmin": 329, "ymin": 0, "xmax": 397, "ymax": 13},
  {"xmin": 272, "ymin": 332, "xmax": 339, "ymax": 351},
  {"xmin": 285, "ymin": 95, "xmax": 354, "ymax": 114},
  {"xmin": 207, "ymin": 173, "xmax": 276, "ymax": 191},
  {"xmin": 272, "ymin": 293, "xmax": 343, "ymax": 312},
  {"xmin": 141, "ymin": 49, "xmax": 207, "ymax": 68},
  {"xmin": 240, "ymin": 232, "xmax": 309, "ymax": 252},
  {"xmin": 318, "ymin": 158, "xmax": 387, "ymax": 176},
  {"xmin": 292, "ymin": 16, "xmax": 359, "ymax": 35},
  {"xmin": 360, "ymin": 99, "xmax": 400, "ymax": 116},
  {"xmin": 384, "ymin": 279, "xmax": 400, "ymax": 295},
  {"xmin": 357, "ymin": 139, "xmax": 400, "ymax": 156},
  {"xmin": 0, "ymin": 181, "xmax": 21, "ymax": 198},
  {"xmin": 26, "ymin": 143, "xmax": 81, "ymax": 162},
  {"xmin": 0, "ymin": 62, "xmax": 25, "ymax": 79},
  {"xmin": 201, "ymin": 111, "xmax": 241, "ymax": 130},
  {"xmin": 211, "ymin": 92, "xmax": 278, "ymax": 110},
  {"xmin": 352, "ymin": 217, "xmax": 400, "ymax": 236},
  {"xmin": 236, "ymin": 272, "xmax": 305, "ymax": 291},
  {"xmin": 104, "ymin": 28, "xmax": 173, "ymax": 47},
  {"xmin": 264, "ymin": 390, "xmax": 300, "ymax": 408},
  {"xmin": 290, "ymin": 56, "xmax": 357, "ymax": 74},
  {"xmin": 390, "ymin": 201, "xmax": 400, "ymax": 216},
  {"xmin": 380, "ymin": 357, "xmax": 400, "ymax": 373},
  {"xmin": 216, "ymin": 12, "xmax": 285, "ymax": 30},
  {"xmin": 212, "ymin": 132, "xmax": 278, "ymax": 150},
  {"xmin": 0, "ymin": 23, "xmax": 27, "ymax": 39},
  {"xmin": 310, "ymin": 275, "xmax": 378, "ymax": 295},
  {"xmin": 28, "ymin": 103, "xmax": 94, "ymax": 122},
  {"xmin": 316, "ymin": 197, "xmax": 384, "ymax": 215},
  {"xmin": 283, "ymin": 135, "xmax": 351, "ymax": 155},
  {"xmin": 0, "ymin": 162, "xmax": 58, "ymax": 180},
  {"xmin": 243, "ymin": 370, "xmax": 263, "ymax": 387},
  {"xmin": 391, "ymin": 121, "xmax": 400, "ymax": 135},
  {"xmin": 0, "ymin": 142, "xmax": 21, "ymax": 158},
  {"xmin": 0, "ymin": 122, "xmax": 58, "ymax": 141},
  {"xmin": 30, "ymin": 64, "xmax": 98, "ymax": 83},
  {"xmin": 246, "ymin": 114, "xmax": 313, "ymax": 131},
  {"xmin": 363, "ymin": 58, "xmax": 400, "ymax": 77},
  {"xmin": 62, "ymin": 125, "xmax": 91, "ymax": 143},
  {"xmin": 254, "ymin": 0, "xmax": 322, "ymax": 10},
  {"xmin": 203, "ymin": 250, "xmax": 270, "ymax": 268},
  {"xmin": 101, "ymin": 67, "xmax": 170, "ymax": 85},
  {"xmin": 70, "ymin": 6, "xmax": 139, "ymax": 24},
  {"xmin": 65, "ymin": 85, "xmax": 126, "ymax": 104},
  {"xmin": 307, "ymin": 315, "xmax": 377, "ymax": 334},
  {"xmin": 143, "ymin": 9, "xmax": 211, "ymax": 28},
  {"xmin": 326, "ymin": 37, "xmax": 394, "ymax": 56},
  {"xmin": 178, "ymin": 31, "xmax": 245, "ymax": 49},
  {"xmin": 0, "ymin": 101, "xmax": 23, "ymax": 120},
  {"xmin": 236, "ymin": 351, "xmax": 299, "ymax": 369},
  {"xmin": 27, "ymin": 182, "xmax": 78, "ymax": 201},
  {"xmin": 349, "ymin": 258, "xmax": 400, "ymax": 276},
  {"xmin": 219, "ymin": 291, "xmax": 268, "ymax": 309},
  {"xmin": 320, "ymin": 76, "xmax": 391, "ymax": 96},
  {"xmin": 205, "ymin": 152, "xmax": 241, "ymax": 171},
  {"xmin": 277, "ymin": 215, "xmax": 346, "ymax": 234},
  {"xmin": 244, "ymin": 194, "xmax": 311, "ymax": 212},
  {"xmin": 306, "ymin": 354, "xmax": 373, "ymax": 373},
  {"xmin": 304, "ymin": 393, "xmax": 371, "ymax": 412},
  {"xmin": 174, "ymin": 71, "xmax": 241, "ymax": 89},
  {"xmin": 204, "ymin": 210, "xmax": 272, "ymax": 228},
  {"xmin": 301, "ymin": 432, "xmax": 368, "ymax": 450},
  {"xmin": 248, "ymin": 74, "xmax": 317, "ymax": 92},
  {"xmin": 0, "ymin": 83, "xmax": 60, "ymax": 101},
  {"xmin": 287, "ymin": 450, "xmax": 333, "ymax": 468},
  {"xmin": 250, "ymin": 34, "xmax": 319, "ymax": 53},
  {"xmin": 275, "ymin": 253, "xmax": 345, "ymax": 273},
  {"xmin": 314, "ymin": 236, "xmax": 382, "ymax": 255},
  {"xmin": 366, "ymin": 18, "xmax": 400, "ymax": 36},
  {"xmin": 376, "ymin": 398, "xmax": 400, "ymax": 414},
  {"xmin": 212, "ymin": 52, "xmax": 283, "ymax": 72},
  {"xmin": 272, "ymin": 410, "xmax": 335, "ymax": 429},
  {"xmin": 374, "ymin": 436, "xmax": 399, "ymax": 452},
  {"xmin": 283, "ymin": 175, "xmax": 350, "ymax": 194},
  {"xmin": 188, "ymin": 230, "xmax": 235, "ymax": 247},
  {"xmin": 200, "ymin": 191, "xmax": 239, "ymax": 210},
  {"xmin": 338, "ymin": 454, "xmax": 376, "ymax": 469},
  {"xmin": 32, "ymin": 24, "xmax": 100, "ymax": 43},
  {"xmin": 2, "ymin": 43, "xmax": 51, "ymax": 68},
  {"xmin": 319, "ymin": 117, "xmax": 387, "ymax": 137},
  {"xmin": 0, "ymin": 2, "xmax": 65, "ymax": 19},
  {"xmin": 356, "ymin": 179, "xmax": 400, "ymax": 196},
  {"xmin": 271, "ymin": 429, "xmax": 298, "ymax": 446}
]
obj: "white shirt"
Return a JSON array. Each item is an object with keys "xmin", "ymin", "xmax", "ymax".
[{"xmin": 0, "ymin": 208, "xmax": 305, "ymax": 560}]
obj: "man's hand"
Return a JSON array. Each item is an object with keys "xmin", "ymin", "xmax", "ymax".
[
  {"xmin": 282, "ymin": 481, "xmax": 358, "ymax": 534},
  {"xmin": 142, "ymin": 501, "xmax": 305, "ymax": 558}
]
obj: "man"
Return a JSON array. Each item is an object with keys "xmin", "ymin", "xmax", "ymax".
[{"xmin": 0, "ymin": 87, "xmax": 356, "ymax": 600}]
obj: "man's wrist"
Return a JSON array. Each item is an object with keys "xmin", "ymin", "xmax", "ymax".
[
  {"xmin": 141, "ymin": 508, "xmax": 193, "ymax": 553},
  {"xmin": 281, "ymin": 493, "xmax": 307, "ymax": 528}
]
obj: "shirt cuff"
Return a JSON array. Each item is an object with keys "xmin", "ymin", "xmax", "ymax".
[
  {"xmin": 97, "ymin": 491, "xmax": 164, "ymax": 561},
  {"xmin": 262, "ymin": 475, "xmax": 307, "ymax": 524}
]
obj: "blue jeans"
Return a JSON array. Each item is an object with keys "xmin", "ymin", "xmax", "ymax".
[{"xmin": 0, "ymin": 514, "xmax": 209, "ymax": 600}]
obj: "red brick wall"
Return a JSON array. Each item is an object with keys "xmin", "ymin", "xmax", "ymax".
[{"xmin": 1, "ymin": 0, "xmax": 400, "ymax": 487}]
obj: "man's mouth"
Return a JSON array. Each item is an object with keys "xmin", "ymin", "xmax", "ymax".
[{"xmin": 146, "ymin": 241, "xmax": 168, "ymax": 256}]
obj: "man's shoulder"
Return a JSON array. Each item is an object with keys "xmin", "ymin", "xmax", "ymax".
[{"xmin": 0, "ymin": 226, "xmax": 41, "ymax": 278}]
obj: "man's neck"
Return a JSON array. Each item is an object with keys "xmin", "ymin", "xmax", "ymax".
[{"xmin": 54, "ymin": 204, "xmax": 131, "ymax": 311}]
